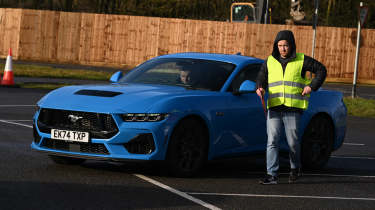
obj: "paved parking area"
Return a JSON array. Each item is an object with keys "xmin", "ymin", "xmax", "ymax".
[
  {"xmin": 0, "ymin": 87, "xmax": 375, "ymax": 210},
  {"xmin": 323, "ymin": 83, "xmax": 375, "ymax": 99}
]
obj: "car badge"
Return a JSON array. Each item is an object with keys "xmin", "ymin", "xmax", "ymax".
[{"xmin": 68, "ymin": 114, "xmax": 83, "ymax": 123}]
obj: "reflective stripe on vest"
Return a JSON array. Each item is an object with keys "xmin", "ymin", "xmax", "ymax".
[
  {"xmin": 267, "ymin": 53, "xmax": 311, "ymax": 110},
  {"xmin": 269, "ymin": 93, "xmax": 310, "ymax": 101}
]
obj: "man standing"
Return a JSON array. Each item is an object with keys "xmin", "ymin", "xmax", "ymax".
[{"xmin": 256, "ymin": 30, "xmax": 327, "ymax": 184}]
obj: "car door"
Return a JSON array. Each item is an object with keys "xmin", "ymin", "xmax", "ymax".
[{"xmin": 212, "ymin": 63, "xmax": 267, "ymax": 156}]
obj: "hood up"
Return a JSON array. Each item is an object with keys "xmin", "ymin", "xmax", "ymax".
[{"xmin": 271, "ymin": 30, "xmax": 297, "ymax": 60}]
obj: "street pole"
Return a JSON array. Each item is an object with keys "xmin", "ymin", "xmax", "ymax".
[
  {"xmin": 312, "ymin": 0, "xmax": 319, "ymax": 59},
  {"xmin": 311, "ymin": 29, "xmax": 316, "ymax": 59},
  {"xmin": 264, "ymin": 0, "xmax": 269, "ymax": 24},
  {"xmin": 352, "ymin": 2, "xmax": 363, "ymax": 98}
]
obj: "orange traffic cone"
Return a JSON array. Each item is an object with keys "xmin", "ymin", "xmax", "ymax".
[{"xmin": 2, "ymin": 48, "xmax": 14, "ymax": 86}]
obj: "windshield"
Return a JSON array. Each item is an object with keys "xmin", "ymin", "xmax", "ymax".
[
  {"xmin": 120, "ymin": 58, "xmax": 236, "ymax": 91},
  {"xmin": 232, "ymin": 5, "xmax": 256, "ymax": 22}
]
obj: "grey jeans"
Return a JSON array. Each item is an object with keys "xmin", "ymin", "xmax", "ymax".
[{"xmin": 266, "ymin": 110, "xmax": 301, "ymax": 177}]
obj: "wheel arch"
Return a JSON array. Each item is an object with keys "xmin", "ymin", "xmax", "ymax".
[
  {"xmin": 301, "ymin": 111, "xmax": 336, "ymax": 169},
  {"xmin": 166, "ymin": 114, "xmax": 210, "ymax": 158},
  {"xmin": 165, "ymin": 114, "xmax": 210, "ymax": 177},
  {"xmin": 302, "ymin": 112, "xmax": 335, "ymax": 142}
]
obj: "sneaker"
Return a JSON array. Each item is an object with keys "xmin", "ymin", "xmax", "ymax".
[
  {"xmin": 289, "ymin": 168, "xmax": 301, "ymax": 183},
  {"xmin": 259, "ymin": 174, "xmax": 278, "ymax": 185}
]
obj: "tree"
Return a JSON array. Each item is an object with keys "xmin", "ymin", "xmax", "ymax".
[{"xmin": 0, "ymin": 0, "xmax": 374, "ymax": 29}]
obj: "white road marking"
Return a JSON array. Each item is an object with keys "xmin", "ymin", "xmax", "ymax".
[
  {"xmin": 343, "ymin": 143, "xmax": 365, "ymax": 146},
  {"xmin": 297, "ymin": 173, "xmax": 375, "ymax": 179},
  {"xmin": 187, "ymin": 192, "xmax": 375, "ymax": 201},
  {"xmin": 0, "ymin": 105, "xmax": 36, "ymax": 107},
  {"xmin": 134, "ymin": 174, "xmax": 221, "ymax": 210},
  {"xmin": 3, "ymin": 118, "xmax": 374, "ymax": 206},
  {"xmin": 1, "ymin": 120, "xmax": 33, "ymax": 122},
  {"xmin": 0, "ymin": 119, "xmax": 33, "ymax": 128},
  {"xmin": 248, "ymin": 172, "xmax": 375, "ymax": 179},
  {"xmin": 331, "ymin": 155, "xmax": 375, "ymax": 160},
  {"xmin": 248, "ymin": 172, "xmax": 375, "ymax": 178},
  {"xmin": 1, "ymin": 120, "xmax": 221, "ymax": 209}
]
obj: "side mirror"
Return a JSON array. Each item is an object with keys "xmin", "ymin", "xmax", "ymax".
[
  {"xmin": 110, "ymin": 71, "xmax": 123, "ymax": 83},
  {"xmin": 234, "ymin": 80, "xmax": 256, "ymax": 95}
]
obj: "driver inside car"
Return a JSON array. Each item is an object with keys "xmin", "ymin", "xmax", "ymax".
[{"xmin": 179, "ymin": 68, "xmax": 192, "ymax": 85}]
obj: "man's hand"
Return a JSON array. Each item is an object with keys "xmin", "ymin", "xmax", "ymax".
[
  {"xmin": 302, "ymin": 86, "xmax": 312, "ymax": 96},
  {"xmin": 256, "ymin": 88, "xmax": 265, "ymax": 98}
]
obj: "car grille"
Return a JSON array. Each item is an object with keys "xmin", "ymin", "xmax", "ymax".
[
  {"xmin": 41, "ymin": 138, "xmax": 109, "ymax": 155},
  {"xmin": 37, "ymin": 108, "xmax": 118, "ymax": 139}
]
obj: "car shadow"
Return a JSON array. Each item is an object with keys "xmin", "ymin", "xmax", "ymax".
[
  {"xmin": 76, "ymin": 155, "xmax": 375, "ymax": 184},
  {"xmin": 79, "ymin": 155, "xmax": 285, "ymax": 179}
]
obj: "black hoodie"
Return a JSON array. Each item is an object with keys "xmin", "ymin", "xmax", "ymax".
[
  {"xmin": 272, "ymin": 30, "xmax": 297, "ymax": 60},
  {"xmin": 256, "ymin": 30, "xmax": 327, "ymax": 112}
]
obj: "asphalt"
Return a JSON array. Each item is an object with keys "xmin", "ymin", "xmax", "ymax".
[
  {"xmin": 323, "ymin": 83, "xmax": 375, "ymax": 99},
  {"xmin": 10, "ymin": 59, "xmax": 121, "ymax": 73}
]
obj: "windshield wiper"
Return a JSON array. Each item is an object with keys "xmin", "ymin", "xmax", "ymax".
[{"xmin": 181, "ymin": 85, "xmax": 209, "ymax": 90}]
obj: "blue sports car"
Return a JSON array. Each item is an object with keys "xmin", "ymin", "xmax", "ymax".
[{"xmin": 32, "ymin": 52, "xmax": 347, "ymax": 176}]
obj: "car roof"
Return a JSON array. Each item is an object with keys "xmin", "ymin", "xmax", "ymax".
[{"xmin": 157, "ymin": 52, "xmax": 264, "ymax": 66}]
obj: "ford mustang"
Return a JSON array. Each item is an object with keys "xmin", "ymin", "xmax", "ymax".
[{"xmin": 31, "ymin": 52, "xmax": 347, "ymax": 177}]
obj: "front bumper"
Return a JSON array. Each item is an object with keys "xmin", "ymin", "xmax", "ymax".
[
  {"xmin": 31, "ymin": 144, "xmax": 152, "ymax": 163},
  {"xmin": 32, "ymin": 110, "xmax": 174, "ymax": 161}
]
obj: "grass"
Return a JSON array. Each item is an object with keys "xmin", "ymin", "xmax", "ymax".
[
  {"xmin": 18, "ymin": 83, "xmax": 69, "ymax": 90},
  {"xmin": 0, "ymin": 63, "xmax": 114, "ymax": 80},
  {"xmin": 343, "ymin": 97, "xmax": 375, "ymax": 118}
]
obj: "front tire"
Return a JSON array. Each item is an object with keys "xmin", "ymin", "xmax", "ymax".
[
  {"xmin": 301, "ymin": 115, "xmax": 334, "ymax": 170},
  {"xmin": 166, "ymin": 118, "xmax": 208, "ymax": 177}
]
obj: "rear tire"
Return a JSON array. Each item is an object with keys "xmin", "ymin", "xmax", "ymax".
[
  {"xmin": 49, "ymin": 155, "xmax": 86, "ymax": 165},
  {"xmin": 301, "ymin": 115, "xmax": 334, "ymax": 170},
  {"xmin": 166, "ymin": 118, "xmax": 208, "ymax": 177}
]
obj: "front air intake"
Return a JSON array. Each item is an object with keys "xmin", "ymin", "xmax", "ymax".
[
  {"xmin": 41, "ymin": 138, "xmax": 109, "ymax": 155},
  {"xmin": 33, "ymin": 123, "xmax": 41, "ymax": 144},
  {"xmin": 123, "ymin": 133, "xmax": 155, "ymax": 154}
]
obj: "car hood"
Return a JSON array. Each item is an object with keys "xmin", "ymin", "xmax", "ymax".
[{"xmin": 38, "ymin": 83, "xmax": 208, "ymax": 113}]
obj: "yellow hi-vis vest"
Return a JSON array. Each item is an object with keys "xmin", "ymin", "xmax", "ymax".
[{"xmin": 267, "ymin": 53, "xmax": 311, "ymax": 110}]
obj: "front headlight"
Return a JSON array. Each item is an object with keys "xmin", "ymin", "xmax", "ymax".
[{"xmin": 121, "ymin": 113, "xmax": 169, "ymax": 122}]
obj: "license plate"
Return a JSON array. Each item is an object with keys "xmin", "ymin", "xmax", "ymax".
[{"xmin": 51, "ymin": 129, "xmax": 89, "ymax": 143}]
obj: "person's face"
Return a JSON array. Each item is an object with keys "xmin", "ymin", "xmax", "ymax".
[
  {"xmin": 277, "ymin": 40, "xmax": 290, "ymax": 58},
  {"xmin": 180, "ymin": 70, "xmax": 190, "ymax": 84}
]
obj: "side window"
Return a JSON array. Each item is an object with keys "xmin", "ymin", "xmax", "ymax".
[{"xmin": 228, "ymin": 63, "xmax": 262, "ymax": 92}]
